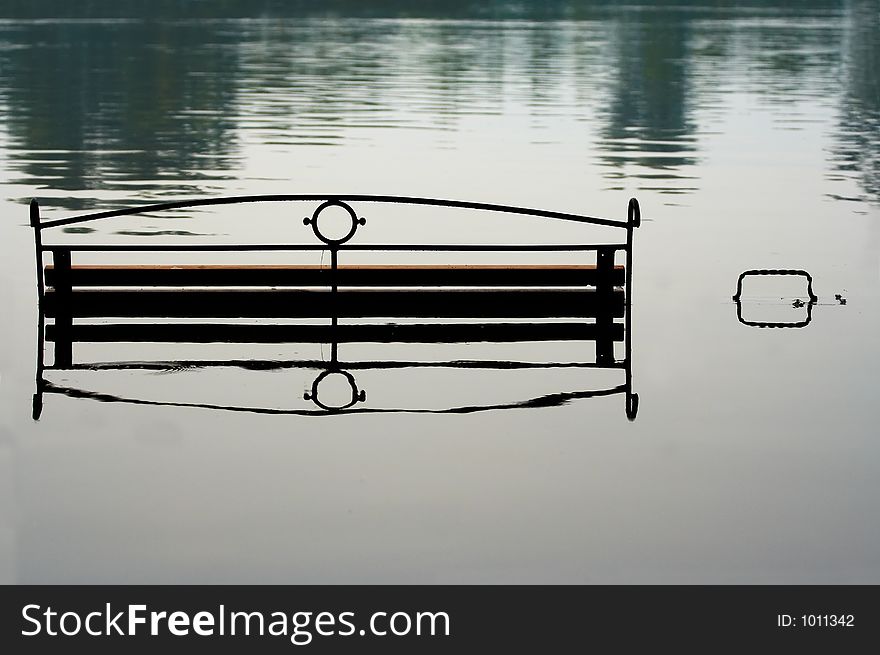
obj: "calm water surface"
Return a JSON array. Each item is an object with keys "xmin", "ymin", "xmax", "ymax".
[{"xmin": 0, "ymin": 2, "xmax": 878, "ymax": 583}]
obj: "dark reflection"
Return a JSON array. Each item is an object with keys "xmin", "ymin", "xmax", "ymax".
[
  {"xmin": 597, "ymin": 8, "xmax": 698, "ymax": 184},
  {"xmin": 30, "ymin": 196, "xmax": 640, "ymax": 420},
  {"xmin": 0, "ymin": 1, "xmax": 850, "ymax": 20},
  {"xmin": 732, "ymin": 269, "xmax": 817, "ymax": 328},
  {"xmin": 1, "ymin": 1, "xmax": 877, "ymax": 208},
  {"xmin": 832, "ymin": 0, "xmax": 880, "ymax": 200},
  {"xmin": 0, "ymin": 20, "xmax": 242, "ymax": 210},
  {"xmin": 0, "ymin": 1, "xmax": 617, "ymax": 20}
]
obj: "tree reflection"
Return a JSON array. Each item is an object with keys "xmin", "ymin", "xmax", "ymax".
[
  {"xmin": 597, "ymin": 7, "xmax": 697, "ymax": 185},
  {"xmin": 0, "ymin": 1, "xmax": 877, "ymax": 207},
  {"xmin": 834, "ymin": 0, "xmax": 879, "ymax": 200},
  {"xmin": 0, "ymin": 21, "xmax": 241, "ymax": 209}
]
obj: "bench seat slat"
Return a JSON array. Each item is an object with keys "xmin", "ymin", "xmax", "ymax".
[
  {"xmin": 44, "ymin": 264, "xmax": 625, "ymax": 288},
  {"xmin": 44, "ymin": 289, "xmax": 625, "ymax": 319},
  {"xmin": 46, "ymin": 321, "xmax": 624, "ymax": 344}
]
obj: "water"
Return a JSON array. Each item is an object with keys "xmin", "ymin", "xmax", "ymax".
[{"xmin": 0, "ymin": 2, "xmax": 878, "ymax": 583}]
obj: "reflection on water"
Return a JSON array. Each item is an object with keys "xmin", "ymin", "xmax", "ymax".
[
  {"xmin": 0, "ymin": 20, "xmax": 241, "ymax": 206},
  {"xmin": 596, "ymin": 8, "xmax": 697, "ymax": 182},
  {"xmin": 833, "ymin": 0, "xmax": 880, "ymax": 201},
  {"xmin": 0, "ymin": 1, "xmax": 878, "ymax": 210},
  {"xmin": 31, "ymin": 196, "xmax": 639, "ymax": 420}
]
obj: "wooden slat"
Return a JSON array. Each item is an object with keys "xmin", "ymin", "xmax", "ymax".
[
  {"xmin": 44, "ymin": 264, "xmax": 626, "ymax": 288},
  {"xmin": 44, "ymin": 288, "xmax": 625, "ymax": 319},
  {"xmin": 46, "ymin": 321, "xmax": 624, "ymax": 344}
]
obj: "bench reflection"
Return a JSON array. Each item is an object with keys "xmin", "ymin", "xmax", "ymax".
[{"xmin": 31, "ymin": 195, "xmax": 640, "ymax": 420}]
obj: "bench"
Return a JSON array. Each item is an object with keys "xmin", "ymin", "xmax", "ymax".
[{"xmin": 31, "ymin": 195, "xmax": 640, "ymax": 418}]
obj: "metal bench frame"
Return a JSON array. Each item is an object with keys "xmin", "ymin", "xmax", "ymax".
[
  {"xmin": 732, "ymin": 269, "xmax": 817, "ymax": 328},
  {"xmin": 31, "ymin": 194, "xmax": 641, "ymax": 419}
]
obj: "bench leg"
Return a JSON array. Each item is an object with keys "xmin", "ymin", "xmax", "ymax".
[
  {"xmin": 595, "ymin": 249, "xmax": 615, "ymax": 365},
  {"xmin": 52, "ymin": 249, "xmax": 73, "ymax": 368}
]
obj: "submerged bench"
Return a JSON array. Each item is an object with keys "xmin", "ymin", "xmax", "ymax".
[{"xmin": 31, "ymin": 195, "xmax": 640, "ymax": 418}]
